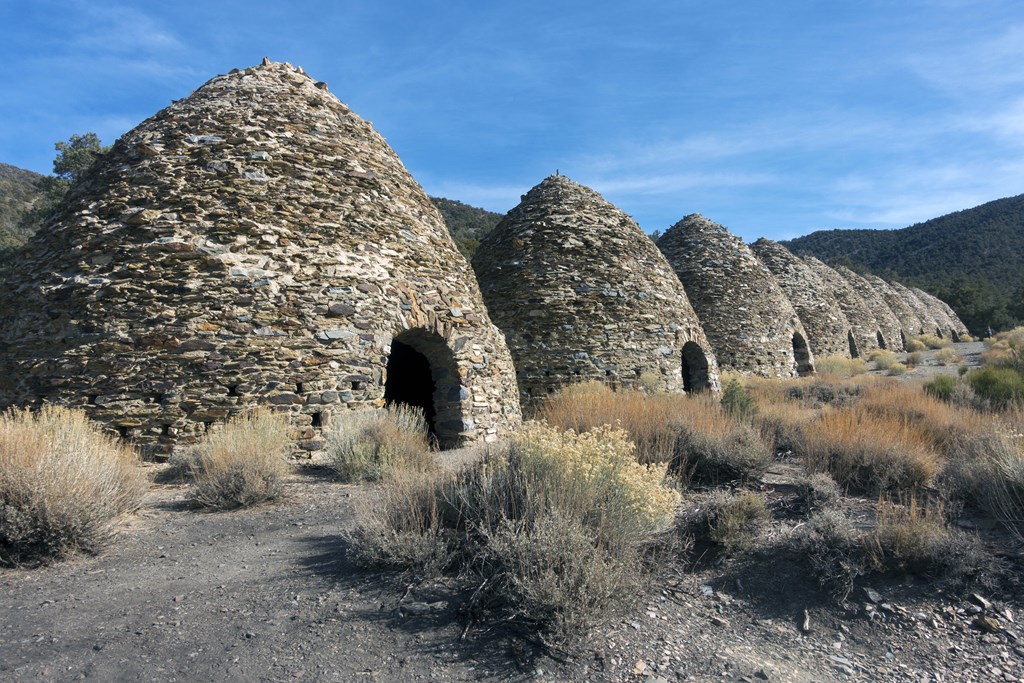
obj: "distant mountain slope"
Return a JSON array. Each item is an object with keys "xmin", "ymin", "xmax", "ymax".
[
  {"xmin": 0, "ymin": 163, "xmax": 42, "ymax": 245},
  {"xmin": 783, "ymin": 194, "xmax": 1024, "ymax": 333},
  {"xmin": 429, "ymin": 196, "xmax": 503, "ymax": 259}
]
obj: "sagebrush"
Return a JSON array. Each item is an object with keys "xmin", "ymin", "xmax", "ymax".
[
  {"xmin": 0, "ymin": 406, "xmax": 143, "ymax": 566},
  {"xmin": 187, "ymin": 408, "xmax": 292, "ymax": 510},
  {"xmin": 326, "ymin": 404, "xmax": 433, "ymax": 482}
]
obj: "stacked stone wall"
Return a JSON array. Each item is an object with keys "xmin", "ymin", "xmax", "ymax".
[
  {"xmin": 750, "ymin": 238, "xmax": 852, "ymax": 359},
  {"xmin": 803, "ymin": 257, "xmax": 881, "ymax": 357},
  {"xmin": 472, "ymin": 175, "xmax": 720, "ymax": 407},
  {"xmin": 834, "ymin": 266, "xmax": 905, "ymax": 351},
  {"xmin": 888, "ymin": 281, "xmax": 942, "ymax": 337},
  {"xmin": 0, "ymin": 60, "xmax": 521, "ymax": 457},
  {"xmin": 862, "ymin": 274, "xmax": 924, "ymax": 339},
  {"xmin": 657, "ymin": 215, "xmax": 813, "ymax": 377}
]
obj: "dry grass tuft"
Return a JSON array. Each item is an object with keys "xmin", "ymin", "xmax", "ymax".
[
  {"xmin": 684, "ymin": 490, "xmax": 769, "ymax": 552},
  {"xmin": 326, "ymin": 405, "xmax": 433, "ymax": 482},
  {"xmin": 868, "ymin": 349, "xmax": 899, "ymax": 371},
  {"xmin": 906, "ymin": 351, "xmax": 925, "ymax": 367},
  {"xmin": 538, "ymin": 382, "xmax": 686, "ymax": 464},
  {"xmin": 815, "ymin": 356, "xmax": 870, "ymax": 378},
  {"xmin": 668, "ymin": 395, "xmax": 773, "ymax": 484},
  {"xmin": 934, "ymin": 347, "xmax": 960, "ymax": 366},
  {"xmin": 905, "ymin": 338, "xmax": 927, "ymax": 352},
  {"xmin": 915, "ymin": 334, "xmax": 953, "ymax": 350},
  {"xmin": 797, "ymin": 405, "xmax": 939, "ymax": 493},
  {"xmin": 0, "ymin": 406, "xmax": 143, "ymax": 566},
  {"xmin": 187, "ymin": 408, "xmax": 292, "ymax": 510},
  {"xmin": 867, "ymin": 496, "xmax": 988, "ymax": 579}
]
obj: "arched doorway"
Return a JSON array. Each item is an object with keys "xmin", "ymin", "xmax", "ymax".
[
  {"xmin": 876, "ymin": 330, "xmax": 887, "ymax": 350},
  {"xmin": 384, "ymin": 329, "xmax": 464, "ymax": 449},
  {"xmin": 792, "ymin": 333, "xmax": 814, "ymax": 376},
  {"xmin": 681, "ymin": 341, "xmax": 711, "ymax": 393},
  {"xmin": 848, "ymin": 331, "xmax": 859, "ymax": 358},
  {"xmin": 951, "ymin": 330, "xmax": 961, "ymax": 343},
  {"xmin": 900, "ymin": 330, "xmax": 907, "ymax": 349}
]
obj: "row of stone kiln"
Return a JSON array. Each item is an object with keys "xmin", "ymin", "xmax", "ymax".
[
  {"xmin": 473, "ymin": 174, "xmax": 969, "ymax": 406},
  {"xmin": 0, "ymin": 60, "xmax": 968, "ymax": 457}
]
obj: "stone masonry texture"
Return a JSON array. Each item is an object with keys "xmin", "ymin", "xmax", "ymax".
[
  {"xmin": 803, "ymin": 256, "xmax": 881, "ymax": 358},
  {"xmin": 472, "ymin": 175, "xmax": 721, "ymax": 408},
  {"xmin": 657, "ymin": 215, "xmax": 814, "ymax": 377},
  {"xmin": 888, "ymin": 281, "xmax": 943, "ymax": 338},
  {"xmin": 750, "ymin": 238, "xmax": 853, "ymax": 359},
  {"xmin": 0, "ymin": 60, "xmax": 521, "ymax": 458},
  {"xmin": 912, "ymin": 287, "xmax": 970, "ymax": 340},
  {"xmin": 833, "ymin": 266, "xmax": 906, "ymax": 351},
  {"xmin": 862, "ymin": 274, "xmax": 925, "ymax": 340}
]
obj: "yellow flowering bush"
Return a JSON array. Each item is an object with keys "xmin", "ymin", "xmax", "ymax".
[{"xmin": 504, "ymin": 422, "xmax": 680, "ymax": 534}]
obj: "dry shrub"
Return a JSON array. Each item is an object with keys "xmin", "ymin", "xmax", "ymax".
[
  {"xmin": 753, "ymin": 400, "xmax": 815, "ymax": 452},
  {"xmin": 967, "ymin": 366, "xmax": 1024, "ymax": 408},
  {"xmin": 887, "ymin": 363, "xmax": 908, "ymax": 376},
  {"xmin": 350, "ymin": 422, "xmax": 680, "ymax": 643},
  {"xmin": 0, "ymin": 406, "xmax": 143, "ymax": 566},
  {"xmin": 905, "ymin": 351, "xmax": 925, "ymax": 367},
  {"xmin": 916, "ymin": 334, "xmax": 952, "ymax": 350},
  {"xmin": 856, "ymin": 380, "xmax": 989, "ymax": 453},
  {"xmin": 924, "ymin": 376, "xmax": 956, "ymax": 402},
  {"xmin": 791, "ymin": 508, "xmax": 866, "ymax": 603},
  {"xmin": 868, "ymin": 349, "xmax": 899, "ymax": 371},
  {"xmin": 934, "ymin": 347, "xmax": 960, "ymax": 366},
  {"xmin": 816, "ymin": 356, "xmax": 870, "ymax": 378},
  {"xmin": 327, "ymin": 405, "xmax": 433, "ymax": 482},
  {"xmin": 798, "ymin": 472, "xmax": 842, "ymax": 512},
  {"xmin": 348, "ymin": 469, "xmax": 456, "ymax": 574},
  {"xmin": 669, "ymin": 395, "xmax": 772, "ymax": 484},
  {"xmin": 797, "ymin": 405, "xmax": 939, "ymax": 493},
  {"xmin": 867, "ymin": 496, "xmax": 988, "ymax": 579},
  {"xmin": 961, "ymin": 428, "xmax": 1024, "ymax": 542},
  {"xmin": 905, "ymin": 338, "xmax": 927, "ymax": 352},
  {"xmin": 187, "ymin": 408, "xmax": 292, "ymax": 510},
  {"xmin": 538, "ymin": 382, "xmax": 685, "ymax": 464},
  {"xmin": 684, "ymin": 490, "xmax": 768, "ymax": 552}
]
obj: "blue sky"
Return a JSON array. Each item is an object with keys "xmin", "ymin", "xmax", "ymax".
[{"xmin": 2, "ymin": 1, "xmax": 1024, "ymax": 241}]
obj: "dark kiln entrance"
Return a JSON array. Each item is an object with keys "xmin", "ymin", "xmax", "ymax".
[
  {"xmin": 792, "ymin": 332, "xmax": 814, "ymax": 377},
  {"xmin": 681, "ymin": 341, "xmax": 711, "ymax": 393},
  {"xmin": 384, "ymin": 329, "xmax": 464, "ymax": 449}
]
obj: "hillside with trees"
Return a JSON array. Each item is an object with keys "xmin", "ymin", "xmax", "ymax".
[
  {"xmin": 783, "ymin": 194, "xmax": 1024, "ymax": 334},
  {"xmin": 0, "ymin": 163, "xmax": 43, "ymax": 272},
  {"xmin": 429, "ymin": 196, "xmax": 503, "ymax": 259}
]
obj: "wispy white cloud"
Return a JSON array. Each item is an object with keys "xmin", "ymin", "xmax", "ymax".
[{"xmin": 71, "ymin": 4, "xmax": 185, "ymax": 54}]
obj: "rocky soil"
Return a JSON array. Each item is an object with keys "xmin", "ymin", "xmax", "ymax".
[{"xmin": 3, "ymin": 431, "xmax": 1022, "ymax": 683}]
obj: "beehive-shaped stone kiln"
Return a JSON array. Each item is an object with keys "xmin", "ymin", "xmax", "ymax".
[
  {"xmin": 472, "ymin": 175, "xmax": 720, "ymax": 406},
  {"xmin": 862, "ymin": 274, "xmax": 925, "ymax": 340},
  {"xmin": 657, "ymin": 215, "xmax": 814, "ymax": 377},
  {"xmin": 803, "ymin": 257, "xmax": 882, "ymax": 357},
  {"xmin": 0, "ymin": 60, "xmax": 521, "ymax": 456},
  {"xmin": 750, "ymin": 238, "xmax": 853, "ymax": 359},
  {"xmin": 912, "ymin": 287, "xmax": 969, "ymax": 340},
  {"xmin": 833, "ymin": 266, "xmax": 905, "ymax": 351},
  {"xmin": 888, "ymin": 281, "xmax": 942, "ymax": 337}
]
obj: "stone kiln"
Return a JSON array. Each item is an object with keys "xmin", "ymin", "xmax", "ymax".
[
  {"xmin": 750, "ymin": 238, "xmax": 853, "ymax": 359},
  {"xmin": 912, "ymin": 287, "xmax": 970, "ymax": 341},
  {"xmin": 833, "ymin": 266, "xmax": 906, "ymax": 351},
  {"xmin": 802, "ymin": 257, "xmax": 881, "ymax": 358},
  {"xmin": 472, "ymin": 175, "xmax": 720, "ymax": 407},
  {"xmin": 888, "ymin": 281, "xmax": 943, "ymax": 338},
  {"xmin": 657, "ymin": 215, "xmax": 814, "ymax": 377},
  {"xmin": 862, "ymin": 274, "xmax": 925, "ymax": 340},
  {"xmin": 0, "ymin": 60, "xmax": 521, "ymax": 457}
]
